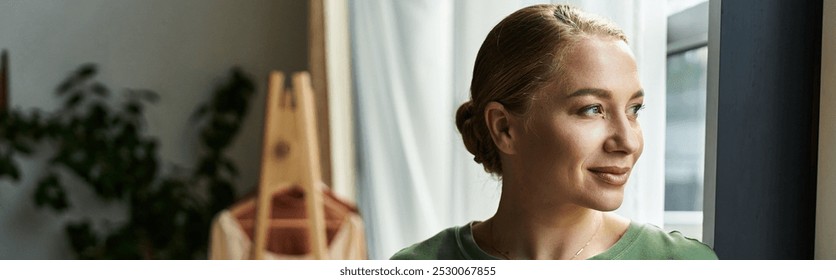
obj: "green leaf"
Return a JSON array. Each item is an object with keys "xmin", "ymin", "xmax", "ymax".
[
  {"xmin": 125, "ymin": 102, "xmax": 141, "ymax": 116},
  {"xmin": 76, "ymin": 64, "xmax": 97, "ymax": 79},
  {"xmin": 190, "ymin": 105, "xmax": 207, "ymax": 123},
  {"xmin": 56, "ymin": 79, "xmax": 75, "ymax": 95},
  {"xmin": 11, "ymin": 141, "xmax": 33, "ymax": 155},
  {"xmin": 91, "ymin": 82, "xmax": 109, "ymax": 97},
  {"xmin": 103, "ymin": 227, "xmax": 143, "ymax": 259},
  {"xmin": 33, "ymin": 174, "xmax": 70, "ymax": 212},
  {"xmin": 209, "ymin": 180, "xmax": 235, "ymax": 212},
  {"xmin": 65, "ymin": 92, "xmax": 84, "ymax": 109},
  {"xmin": 65, "ymin": 221, "xmax": 100, "ymax": 259},
  {"xmin": 220, "ymin": 157, "xmax": 238, "ymax": 177},
  {"xmin": 0, "ymin": 156, "xmax": 21, "ymax": 182}
]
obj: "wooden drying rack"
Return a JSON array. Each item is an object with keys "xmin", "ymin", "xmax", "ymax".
[{"xmin": 251, "ymin": 71, "xmax": 328, "ymax": 259}]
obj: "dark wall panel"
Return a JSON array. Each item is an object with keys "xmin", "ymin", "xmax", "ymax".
[{"xmin": 714, "ymin": 0, "xmax": 821, "ymax": 259}]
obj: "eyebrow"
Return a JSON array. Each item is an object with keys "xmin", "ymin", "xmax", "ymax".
[{"xmin": 566, "ymin": 88, "xmax": 644, "ymax": 100}]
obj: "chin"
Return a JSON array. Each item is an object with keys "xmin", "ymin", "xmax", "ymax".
[
  {"xmin": 597, "ymin": 201, "xmax": 623, "ymax": 212},
  {"xmin": 588, "ymin": 191, "xmax": 625, "ymax": 212}
]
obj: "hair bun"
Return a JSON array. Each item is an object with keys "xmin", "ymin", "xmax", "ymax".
[
  {"xmin": 455, "ymin": 100, "xmax": 488, "ymax": 166},
  {"xmin": 455, "ymin": 101, "xmax": 475, "ymax": 130}
]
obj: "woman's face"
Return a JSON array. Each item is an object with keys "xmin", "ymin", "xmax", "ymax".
[{"xmin": 511, "ymin": 36, "xmax": 644, "ymax": 211}]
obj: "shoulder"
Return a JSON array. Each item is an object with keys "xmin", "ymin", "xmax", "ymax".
[
  {"xmin": 390, "ymin": 225, "xmax": 465, "ymax": 260},
  {"xmin": 631, "ymin": 223, "xmax": 718, "ymax": 260}
]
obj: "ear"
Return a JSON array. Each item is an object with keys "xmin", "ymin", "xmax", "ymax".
[{"xmin": 485, "ymin": 101, "xmax": 517, "ymax": 155}]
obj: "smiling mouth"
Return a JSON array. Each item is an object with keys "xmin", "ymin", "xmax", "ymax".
[{"xmin": 588, "ymin": 166, "xmax": 631, "ymax": 186}]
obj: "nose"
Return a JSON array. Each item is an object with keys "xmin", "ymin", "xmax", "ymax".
[{"xmin": 603, "ymin": 113, "xmax": 642, "ymax": 155}]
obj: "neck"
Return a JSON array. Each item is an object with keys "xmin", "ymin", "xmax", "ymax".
[{"xmin": 483, "ymin": 178, "xmax": 605, "ymax": 260}]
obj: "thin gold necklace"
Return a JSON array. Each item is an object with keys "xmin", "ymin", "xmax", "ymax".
[
  {"xmin": 570, "ymin": 217, "xmax": 602, "ymax": 260},
  {"xmin": 487, "ymin": 216, "xmax": 602, "ymax": 260}
]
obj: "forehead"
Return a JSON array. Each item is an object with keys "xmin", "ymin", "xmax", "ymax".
[{"xmin": 545, "ymin": 36, "xmax": 641, "ymax": 99}]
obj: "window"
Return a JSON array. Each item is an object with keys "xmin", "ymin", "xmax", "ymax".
[{"xmin": 664, "ymin": 0, "xmax": 708, "ymax": 240}]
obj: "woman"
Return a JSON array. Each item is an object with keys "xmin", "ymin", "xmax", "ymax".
[{"xmin": 391, "ymin": 4, "xmax": 717, "ymax": 260}]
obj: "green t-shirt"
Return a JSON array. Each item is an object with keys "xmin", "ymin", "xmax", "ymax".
[{"xmin": 390, "ymin": 221, "xmax": 718, "ymax": 260}]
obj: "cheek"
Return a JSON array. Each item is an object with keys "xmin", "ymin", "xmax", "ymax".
[
  {"xmin": 634, "ymin": 124, "xmax": 645, "ymax": 157},
  {"xmin": 554, "ymin": 123, "xmax": 608, "ymax": 164}
]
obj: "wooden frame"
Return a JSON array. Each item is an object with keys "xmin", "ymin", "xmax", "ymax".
[{"xmin": 251, "ymin": 71, "xmax": 328, "ymax": 260}]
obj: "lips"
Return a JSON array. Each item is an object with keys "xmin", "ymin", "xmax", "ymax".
[{"xmin": 588, "ymin": 166, "xmax": 631, "ymax": 186}]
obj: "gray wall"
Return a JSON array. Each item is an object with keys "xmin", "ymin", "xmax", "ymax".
[{"xmin": 0, "ymin": 0, "xmax": 308, "ymax": 259}]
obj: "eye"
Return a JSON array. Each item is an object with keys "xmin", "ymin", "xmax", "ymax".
[
  {"xmin": 628, "ymin": 104, "xmax": 646, "ymax": 117},
  {"xmin": 580, "ymin": 104, "xmax": 604, "ymax": 117}
]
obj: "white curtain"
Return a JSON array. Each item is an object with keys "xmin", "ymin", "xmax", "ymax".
[{"xmin": 350, "ymin": 0, "xmax": 666, "ymax": 259}]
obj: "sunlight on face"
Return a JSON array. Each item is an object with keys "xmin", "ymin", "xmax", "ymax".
[{"xmin": 513, "ymin": 36, "xmax": 644, "ymax": 211}]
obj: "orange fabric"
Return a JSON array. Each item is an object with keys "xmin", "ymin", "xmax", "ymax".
[
  {"xmin": 209, "ymin": 187, "xmax": 366, "ymax": 259},
  {"xmin": 209, "ymin": 210, "xmax": 367, "ymax": 260}
]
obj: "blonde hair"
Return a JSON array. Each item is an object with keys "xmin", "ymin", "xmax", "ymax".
[{"xmin": 455, "ymin": 4, "xmax": 627, "ymax": 175}]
